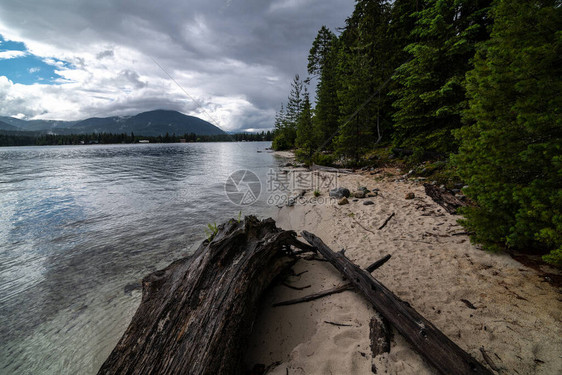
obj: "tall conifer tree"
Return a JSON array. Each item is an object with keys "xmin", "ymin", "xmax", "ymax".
[
  {"xmin": 308, "ymin": 27, "xmax": 341, "ymax": 150},
  {"xmin": 455, "ymin": 0, "xmax": 562, "ymax": 265},
  {"xmin": 391, "ymin": 0, "xmax": 491, "ymax": 153},
  {"xmin": 296, "ymin": 89, "xmax": 316, "ymax": 160}
]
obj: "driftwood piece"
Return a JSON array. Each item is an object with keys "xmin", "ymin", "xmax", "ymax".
[
  {"xmin": 98, "ymin": 216, "xmax": 308, "ymax": 375},
  {"xmin": 378, "ymin": 212, "xmax": 395, "ymax": 230},
  {"xmin": 366, "ymin": 254, "xmax": 392, "ymax": 273},
  {"xmin": 273, "ymin": 254, "xmax": 391, "ymax": 307},
  {"xmin": 301, "ymin": 231, "xmax": 492, "ymax": 375},
  {"xmin": 452, "ymin": 231, "xmax": 474, "ymax": 236},
  {"xmin": 370, "ymin": 314, "xmax": 391, "ymax": 357},
  {"xmin": 311, "ymin": 163, "xmax": 353, "ymax": 174},
  {"xmin": 325, "ymin": 321, "xmax": 353, "ymax": 327},
  {"xmin": 461, "ymin": 299, "xmax": 477, "ymax": 310},
  {"xmin": 423, "ymin": 183, "xmax": 467, "ymax": 214},
  {"xmin": 282, "ymin": 282, "xmax": 311, "ymax": 290},
  {"xmin": 272, "ymin": 283, "xmax": 354, "ymax": 307},
  {"xmin": 479, "ymin": 347, "xmax": 501, "ymax": 372}
]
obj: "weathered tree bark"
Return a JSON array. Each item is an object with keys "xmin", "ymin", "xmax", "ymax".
[
  {"xmin": 370, "ymin": 314, "xmax": 391, "ymax": 357},
  {"xmin": 98, "ymin": 216, "xmax": 308, "ymax": 375},
  {"xmin": 301, "ymin": 231, "xmax": 493, "ymax": 375},
  {"xmin": 370, "ymin": 314, "xmax": 392, "ymax": 374},
  {"xmin": 423, "ymin": 183, "xmax": 467, "ymax": 214}
]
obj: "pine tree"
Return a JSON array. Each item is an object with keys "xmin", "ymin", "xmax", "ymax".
[
  {"xmin": 308, "ymin": 26, "xmax": 337, "ymax": 78},
  {"xmin": 272, "ymin": 104, "xmax": 293, "ymax": 150},
  {"xmin": 272, "ymin": 75, "xmax": 305, "ymax": 150},
  {"xmin": 454, "ymin": 0, "xmax": 562, "ymax": 265},
  {"xmin": 308, "ymin": 27, "xmax": 341, "ymax": 150},
  {"xmin": 273, "ymin": 104, "xmax": 286, "ymax": 133},
  {"xmin": 285, "ymin": 74, "xmax": 305, "ymax": 130},
  {"xmin": 334, "ymin": 0, "xmax": 395, "ymax": 164},
  {"xmin": 334, "ymin": 48, "xmax": 374, "ymax": 164},
  {"xmin": 391, "ymin": 0, "xmax": 492, "ymax": 153},
  {"xmin": 295, "ymin": 89, "xmax": 316, "ymax": 161}
]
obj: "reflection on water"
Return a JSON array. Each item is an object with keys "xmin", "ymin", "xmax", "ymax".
[{"xmin": 0, "ymin": 142, "xmax": 278, "ymax": 374}]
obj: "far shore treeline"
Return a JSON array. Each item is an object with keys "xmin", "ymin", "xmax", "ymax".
[
  {"xmin": 272, "ymin": 0, "xmax": 561, "ymax": 266},
  {"xmin": 0, "ymin": 130, "xmax": 273, "ymax": 146}
]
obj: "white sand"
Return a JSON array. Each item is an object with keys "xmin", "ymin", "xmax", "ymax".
[{"xmin": 246, "ymin": 165, "xmax": 562, "ymax": 374}]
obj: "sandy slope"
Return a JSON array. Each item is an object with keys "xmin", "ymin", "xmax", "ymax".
[{"xmin": 246, "ymin": 165, "xmax": 562, "ymax": 375}]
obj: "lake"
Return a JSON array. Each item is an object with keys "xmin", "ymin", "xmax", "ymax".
[{"xmin": 0, "ymin": 142, "xmax": 281, "ymax": 374}]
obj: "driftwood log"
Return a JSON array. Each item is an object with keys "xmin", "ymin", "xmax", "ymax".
[
  {"xmin": 423, "ymin": 183, "xmax": 468, "ymax": 214},
  {"xmin": 98, "ymin": 216, "xmax": 309, "ymax": 375},
  {"xmin": 311, "ymin": 163, "xmax": 353, "ymax": 174},
  {"xmin": 301, "ymin": 231, "xmax": 492, "ymax": 375},
  {"xmin": 99, "ymin": 215, "xmax": 491, "ymax": 375}
]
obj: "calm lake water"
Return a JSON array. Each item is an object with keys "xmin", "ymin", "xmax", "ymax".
[{"xmin": 0, "ymin": 142, "xmax": 281, "ymax": 374}]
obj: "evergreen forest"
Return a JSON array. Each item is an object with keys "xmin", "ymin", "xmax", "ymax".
[{"xmin": 271, "ymin": 0, "xmax": 561, "ymax": 266}]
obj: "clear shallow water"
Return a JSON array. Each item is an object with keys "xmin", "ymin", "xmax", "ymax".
[{"xmin": 0, "ymin": 142, "xmax": 279, "ymax": 374}]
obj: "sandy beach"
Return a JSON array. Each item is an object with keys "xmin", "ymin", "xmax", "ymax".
[{"xmin": 245, "ymin": 153, "xmax": 562, "ymax": 374}]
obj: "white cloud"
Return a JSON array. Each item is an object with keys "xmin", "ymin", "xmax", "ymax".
[
  {"xmin": 28, "ymin": 67, "xmax": 40, "ymax": 73},
  {"xmin": 269, "ymin": 0, "xmax": 308, "ymax": 12},
  {"xmin": 0, "ymin": 0, "xmax": 355, "ymax": 131},
  {"xmin": 0, "ymin": 50, "xmax": 26, "ymax": 59}
]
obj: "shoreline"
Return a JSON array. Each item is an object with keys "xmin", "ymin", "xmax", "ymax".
[{"xmin": 247, "ymin": 152, "xmax": 562, "ymax": 374}]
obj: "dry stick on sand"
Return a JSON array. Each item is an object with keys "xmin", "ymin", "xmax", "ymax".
[
  {"xmin": 480, "ymin": 347, "xmax": 501, "ymax": 372},
  {"xmin": 324, "ymin": 321, "xmax": 353, "ymax": 327},
  {"xmin": 301, "ymin": 230, "xmax": 493, "ymax": 375},
  {"xmin": 352, "ymin": 218, "xmax": 378, "ymax": 235},
  {"xmin": 461, "ymin": 299, "xmax": 477, "ymax": 310},
  {"xmin": 452, "ymin": 231, "xmax": 475, "ymax": 236},
  {"xmin": 273, "ymin": 254, "xmax": 391, "ymax": 307},
  {"xmin": 292, "ymin": 270, "xmax": 308, "ymax": 277},
  {"xmin": 366, "ymin": 254, "xmax": 392, "ymax": 272},
  {"xmin": 282, "ymin": 282, "xmax": 311, "ymax": 291},
  {"xmin": 272, "ymin": 283, "xmax": 354, "ymax": 307},
  {"xmin": 378, "ymin": 212, "xmax": 395, "ymax": 230}
]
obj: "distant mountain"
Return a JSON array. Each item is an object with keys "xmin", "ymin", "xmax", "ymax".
[
  {"xmin": 0, "ymin": 116, "xmax": 78, "ymax": 131},
  {"xmin": 0, "ymin": 120, "xmax": 20, "ymax": 131},
  {"xmin": 72, "ymin": 110, "xmax": 225, "ymax": 136},
  {"xmin": 0, "ymin": 110, "xmax": 225, "ymax": 136}
]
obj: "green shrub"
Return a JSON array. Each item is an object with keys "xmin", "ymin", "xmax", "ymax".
[
  {"xmin": 455, "ymin": 0, "xmax": 562, "ymax": 266},
  {"xmin": 312, "ymin": 153, "xmax": 335, "ymax": 166},
  {"xmin": 204, "ymin": 222, "xmax": 219, "ymax": 241}
]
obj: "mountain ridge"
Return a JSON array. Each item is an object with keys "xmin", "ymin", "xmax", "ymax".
[
  {"xmin": 0, "ymin": 110, "xmax": 225, "ymax": 136},
  {"xmin": 0, "ymin": 120, "xmax": 20, "ymax": 131}
]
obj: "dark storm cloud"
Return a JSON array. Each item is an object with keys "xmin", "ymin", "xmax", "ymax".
[{"xmin": 0, "ymin": 0, "xmax": 354, "ymax": 130}]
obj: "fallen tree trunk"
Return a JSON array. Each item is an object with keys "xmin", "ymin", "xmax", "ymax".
[
  {"xmin": 311, "ymin": 163, "xmax": 353, "ymax": 174},
  {"xmin": 301, "ymin": 231, "xmax": 492, "ymax": 375},
  {"xmin": 423, "ymin": 183, "xmax": 467, "ymax": 214},
  {"xmin": 98, "ymin": 216, "xmax": 308, "ymax": 375}
]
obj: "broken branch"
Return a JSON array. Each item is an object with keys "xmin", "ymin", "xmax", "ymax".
[
  {"xmin": 365, "ymin": 254, "xmax": 392, "ymax": 273},
  {"xmin": 273, "ymin": 283, "xmax": 353, "ymax": 307},
  {"xmin": 301, "ymin": 230, "xmax": 492, "ymax": 375},
  {"xmin": 378, "ymin": 212, "xmax": 395, "ymax": 230}
]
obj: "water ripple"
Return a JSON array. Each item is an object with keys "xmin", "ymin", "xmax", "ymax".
[{"xmin": 0, "ymin": 142, "xmax": 279, "ymax": 374}]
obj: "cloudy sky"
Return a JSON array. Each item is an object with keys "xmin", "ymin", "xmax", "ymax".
[{"xmin": 0, "ymin": 0, "xmax": 354, "ymax": 132}]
